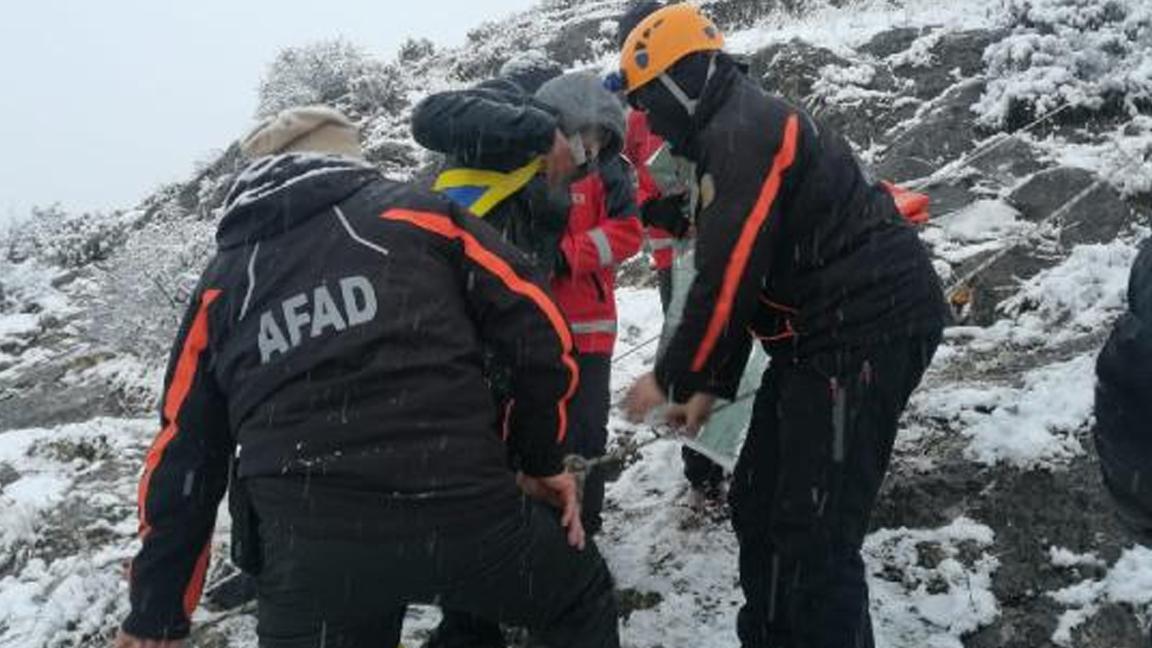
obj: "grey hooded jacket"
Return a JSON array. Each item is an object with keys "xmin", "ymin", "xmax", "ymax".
[{"xmin": 536, "ymin": 71, "xmax": 627, "ymax": 155}]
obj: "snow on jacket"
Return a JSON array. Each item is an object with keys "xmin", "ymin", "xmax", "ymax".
[
  {"xmin": 1095, "ymin": 239, "xmax": 1152, "ymax": 542},
  {"xmin": 625, "ymin": 110, "xmax": 676, "ymax": 270},
  {"xmin": 122, "ymin": 154, "xmax": 578, "ymax": 640},
  {"xmin": 535, "ymin": 72, "xmax": 643, "ymax": 354},
  {"xmin": 654, "ymin": 56, "xmax": 949, "ymax": 400}
]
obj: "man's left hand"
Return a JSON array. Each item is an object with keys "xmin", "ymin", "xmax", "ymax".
[
  {"xmin": 665, "ymin": 393, "xmax": 717, "ymax": 437},
  {"xmin": 624, "ymin": 372, "xmax": 667, "ymax": 423},
  {"xmin": 518, "ymin": 471, "xmax": 586, "ymax": 550}
]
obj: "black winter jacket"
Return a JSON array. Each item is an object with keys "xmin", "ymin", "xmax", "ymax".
[
  {"xmin": 654, "ymin": 60, "xmax": 949, "ymax": 399},
  {"xmin": 1095, "ymin": 239, "xmax": 1152, "ymax": 542},
  {"xmin": 412, "ymin": 79, "xmax": 570, "ymax": 272},
  {"xmin": 122, "ymin": 154, "xmax": 578, "ymax": 640}
]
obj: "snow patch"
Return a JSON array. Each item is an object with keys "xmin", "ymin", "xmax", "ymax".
[
  {"xmin": 1050, "ymin": 546, "xmax": 1106, "ymax": 569},
  {"xmin": 993, "ymin": 240, "xmax": 1142, "ymax": 344},
  {"xmin": 866, "ymin": 518, "xmax": 1000, "ymax": 648},
  {"xmin": 974, "ymin": 0, "xmax": 1152, "ymax": 128},
  {"xmin": 911, "ymin": 353, "xmax": 1095, "ymax": 467},
  {"xmin": 1049, "ymin": 545, "xmax": 1152, "ymax": 645}
]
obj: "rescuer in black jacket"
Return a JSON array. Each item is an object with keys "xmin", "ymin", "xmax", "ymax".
[
  {"xmin": 620, "ymin": 7, "xmax": 947, "ymax": 648},
  {"xmin": 1096, "ymin": 239, "xmax": 1152, "ymax": 542},
  {"xmin": 115, "ymin": 107, "xmax": 618, "ymax": 648}
]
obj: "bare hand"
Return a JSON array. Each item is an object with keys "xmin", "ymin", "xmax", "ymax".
[
  {"xmin": 542, "ymin": 129, "xmax": 577, "ymax": 188},
  {"xmin": 665, "ymin": 393, "xmax": 718, "ymax": 437},
  {"xmin": 624, "ymin": 372, "xmax": 667, "ymax": 423},
  {"xmin": 518, "ymin": 472, "xmax": 586, "ymax": 550},
  {"xmin": 113, "ymin": 630, "xmax": 185, "ymax": 648}
]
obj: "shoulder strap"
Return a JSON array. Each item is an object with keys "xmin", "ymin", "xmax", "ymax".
[{"xmin": 433, "ymin": 159, "xmax": 543, "ymax": 217}]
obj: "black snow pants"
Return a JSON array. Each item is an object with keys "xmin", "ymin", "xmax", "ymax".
[
  {"xmin": 657, "ymin": 266, "xmax": 673, "ymax": 313},
  {"xmin": 730, "ymin": 333, "xmax": 939, "ymax": 648},
  {"xmin": 682, "ymin": 446, "xmax": 726, "ymax": 493},
  {"xmin": 430, "ymin": 354, "xmax": 615, "ymax": 648},
  {"xmin": 253, "ymin": 497, "xmax": 619, "ymax": 648},
  {"xmin": 567, "ymin": 353, "xmax": 612, "ymax": 536}
]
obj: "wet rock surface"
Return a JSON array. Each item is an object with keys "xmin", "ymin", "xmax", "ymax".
[
  {"xmin": 748, "ymin": 39, "xmax": 850, "ymax": 107},
  {"xmin": 1009, "ymin": 168, "xmax": 1099, "ymax": 223},
  {"xmin": 874, "ymin": 80, "xmax": 987, "ymax": 181}
]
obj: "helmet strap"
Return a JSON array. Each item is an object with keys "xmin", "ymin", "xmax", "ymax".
[{"xmin": 656, "ymin": 52, "xmax": 718, "ymax": 118}]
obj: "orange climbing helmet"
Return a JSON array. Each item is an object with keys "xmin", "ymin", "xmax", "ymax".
[{"xmin": 619, "ymin": 4, "xmax": 725, "ymax": 94}]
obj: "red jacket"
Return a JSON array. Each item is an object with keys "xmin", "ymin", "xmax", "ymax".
[
  {"xmin": 552, "ymin": 156, "xmax": 643, "ymax": 354},
  {"xmin": 624, "ymin": 110, "xmax": 675, "ymax": 270}
]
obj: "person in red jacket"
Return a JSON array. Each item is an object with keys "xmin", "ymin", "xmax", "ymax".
[
  {"xmin": 616, "ymin": 3, "xmax": 728, "ymax": 501},
  {"xmin": 537, "ymin": 71, "xmax": 644, "ymax": 535},
  {"xmin": 621, "ymin": 105, "xmax": 728, "ymax": 501},
  {"xmin": 627, "ymin": 110, "xmax": 679, "ymax": 308},
  {"xmin": 617, "ymin": 3, "xmax": 688, "ymax": 312}
]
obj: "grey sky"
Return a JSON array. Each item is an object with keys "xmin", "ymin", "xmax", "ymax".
[{"xmin": 0, "ymin": 0, "xmax": 538, "ymax": 223}]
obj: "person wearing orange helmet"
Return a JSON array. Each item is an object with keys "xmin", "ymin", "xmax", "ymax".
[{"xmin": 620, "ymin": 5, "xmax": 948, "ymax": 647}]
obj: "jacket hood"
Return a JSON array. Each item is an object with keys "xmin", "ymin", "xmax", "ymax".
[
  {"xmin": 216, "ymin": 153, "xmax": 379, "ymax": 249},
  {"xmin": 536, "ymin": 72, "xmax": 627, "ymax": 156}
]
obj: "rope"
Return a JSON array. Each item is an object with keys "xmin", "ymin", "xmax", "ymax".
[
  {"xmin": 945, "ymin": 127, "xmax": 1149, "ymax": 300},
  {"xmin": 567, "ymin": 388, "xmax": 759, "ymax": 477},
  {"xmin": 903, "ymin": 101, "xmax": 1072, "ymax": 192},
  {"xmin": 611, "ymin": 332, "xmax": 662, "ymax": 365}
]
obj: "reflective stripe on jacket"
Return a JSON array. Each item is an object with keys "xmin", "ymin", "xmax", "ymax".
[{"xmin": 551, "ymin": 156, "xmax": 643, "ymax": 354}]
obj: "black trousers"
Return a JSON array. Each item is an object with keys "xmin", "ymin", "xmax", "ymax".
[
  {"xmin": 255, "ymin": 500, "xmax": 619, "ymax": 648},
  {"xmin": 431, "ymin": 354, "xmax": 614, "ymax": 648},
  {"xmin": 730, "ymin": 334, "xmax": 939, "ymax": 648},
  {"xmin": 567, "ymin": 353, "xmax": 612, "ymax": 535},
  {"xmin": 657, "ymin": 266, "xmax": 674, "ymax": 313},
  {"xmin": 682, "ymin": 446, "xmax": 726, "ymax": 492}
]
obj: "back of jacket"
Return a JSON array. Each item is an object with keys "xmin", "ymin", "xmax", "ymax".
[
  {"xmin": 124, "ymin": 154, "xmax": 578, "ymax": 640},
  {"xmin": 209, "ymin": 158, "xmax": 573, "ymax": 502}
]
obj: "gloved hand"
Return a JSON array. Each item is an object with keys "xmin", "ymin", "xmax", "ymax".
[{"xmin": 641, "ymin": 193, "xmax": 691, "ymax": 238}]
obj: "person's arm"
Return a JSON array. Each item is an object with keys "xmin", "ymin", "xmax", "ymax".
[
  {"xmin": 559, "ymin": 156, "xmax": 643, "ymax": 276},
  {"xmin": 121, "ymin": 287, "xmax": 232, "ymax": 641},
  {"xmin": 655, "ymin": 112, "xmax": 804, "ymax": 401},
  {"xmin": 380, "ymin": 205, "xmax": 577, "ymax": 478},
  {"xmin": 411, "ymin": 86, "xmax": 558, "ymax": 165}
]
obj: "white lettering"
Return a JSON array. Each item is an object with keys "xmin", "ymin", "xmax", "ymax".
[
  {"xmin": 281, "ymin": 293, "xmax": 311, "ymax": 346},
  {"xmin": 258, "ymin": 311, "xmax": 290, "ymax": 363},
  {"xmin": 257, "ymin": 275, "xmax": 378, "ymax": 363},
  {"xmin": 341, "ymin": 276, "xmax": 377, "ymax": 326},
  {"xmin": 311, "ymin": 285, "xmax": 348, "ymax": 336}
]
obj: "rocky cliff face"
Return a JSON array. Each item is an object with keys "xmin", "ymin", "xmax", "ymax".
[{"xmin": 1, "ymin": 0, "xmax": 1150, "ymax": 646}]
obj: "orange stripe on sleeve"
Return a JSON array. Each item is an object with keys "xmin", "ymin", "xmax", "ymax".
[
  {"xmin": 183, "ymin": 540, "xmax": 213, "ymax": 617},
  {"xmin": 137, "ymin": 288, "xmax": 222, "ymax": 539},
  {"xmin": 691, "ymin": 114, "xmax": 800, "ymax": 373},
  {"xmin": 381, "ymin": 208, "xmax": 579, "ymax": 443}
]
